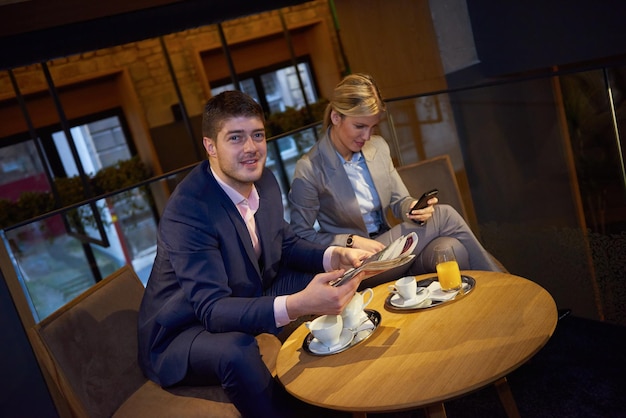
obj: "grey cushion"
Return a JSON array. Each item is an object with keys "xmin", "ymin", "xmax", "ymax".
[
  {"xmin": 395, "ymin": 155, "xmax": 507, "ymax": 272},
  {"xmin": 396, "ymin": 154, "xmax": 469, "ymax": 222}
]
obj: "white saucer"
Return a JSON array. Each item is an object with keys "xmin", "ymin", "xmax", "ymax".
[
  {"xmin": 426, "ymin": 281, "xmax": 460, "ymax": 301},
  {"xmin": 308, "ymin": 328, "xmax": 354, "ymax": 354},
  {"xmin": 390, "ymin": 288, "xmax": 430, "ymax": 308}
]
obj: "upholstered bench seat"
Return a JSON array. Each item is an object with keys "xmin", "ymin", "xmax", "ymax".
[{"xmin": 29, "ymin": 266, "xmax": 281, "ymax": 418}]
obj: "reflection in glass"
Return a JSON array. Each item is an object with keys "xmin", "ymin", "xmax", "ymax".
[
  {"xmin": 0, "ymin": 140, "xmax": 50, "ymax": 199},
  {"xmin": 560, "ymin": 68, "xmax": 626, "ymax": 235}
]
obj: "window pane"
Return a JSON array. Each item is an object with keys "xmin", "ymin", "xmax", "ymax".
[
  {"xmin": 0, "ymin": 140, "xmax": 49, "ymax": 200},
  {"xmin": 211, "ymin": 78, "xmax": 259, "ymax": 103},
  {"xmin": 88, "ymin": 116, "xmax": 131, "ymax": 167},
  {"xmin": 2, "ymin": 114, "xmax": 158, "ymax": 321},
  {"xmin": 4, "ymin": 214, "xmax": 121, "ymax": 321}
]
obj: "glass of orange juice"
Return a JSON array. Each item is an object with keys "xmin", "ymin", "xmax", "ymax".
[{"xmin": 434, "ymin": 246, "xmax": 462, "ymax": 292}]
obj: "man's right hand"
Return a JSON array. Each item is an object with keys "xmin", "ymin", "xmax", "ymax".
[{"xmin": 285, "ymin": 270, "xmax": 363, "ymax": 320}]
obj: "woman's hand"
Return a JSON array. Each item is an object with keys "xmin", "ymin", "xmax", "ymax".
[
  {"xmin": 407, "ymin": 196, "xmax": 438, "ymax": 224},
  {"xmin": 351, "ymin": 235, "xmax": 386, "ymax": 253}
]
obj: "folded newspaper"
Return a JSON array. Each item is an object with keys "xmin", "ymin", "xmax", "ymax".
[{"xmin": 330, "ymin": 232, "xmax": 418, "ymax": 287}]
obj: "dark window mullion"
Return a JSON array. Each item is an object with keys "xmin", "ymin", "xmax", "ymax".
[
  {"xmin": 38, "ymin": 131, "xmax": 67, "ymax": 178},
  {"xmin": 252, "ymin": 76, "xmax": 271, "ymax": 115}
]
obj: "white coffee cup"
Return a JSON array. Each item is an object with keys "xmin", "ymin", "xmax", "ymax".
[
  {"xmin": 305, "ymin": 315, "xmax": 343, "ymax": 347},
  {"xmin": 388, "ymin": 276, "xmax": 417, "ymax": 301},
  {"xmin": 341, "ymin": 288, "xmax": 374, "ymax": 329}
]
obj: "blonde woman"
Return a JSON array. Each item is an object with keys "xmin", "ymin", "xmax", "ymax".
[{"xmin": 289, "ymin": 73, "xmax": 502, "ymax": 287}]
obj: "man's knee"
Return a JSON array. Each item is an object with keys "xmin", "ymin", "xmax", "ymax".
[
  {"xmin": 217, "ymin": 333, "xmax": 260, "ymax": 373},
  {"xmin": 190, "ymin": 331, "xmax": 261, "ymax": 380}
]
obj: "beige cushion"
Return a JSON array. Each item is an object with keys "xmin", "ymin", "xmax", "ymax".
[
  {"xmin": 30, "ymin": 266, "xmax": 281, "ymax": 418},
  {"xmin": 113, "ymin": 381, "xmax": 239, "ymax": 418}
]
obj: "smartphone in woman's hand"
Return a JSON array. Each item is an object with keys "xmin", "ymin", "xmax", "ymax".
[{"xmin": 409, "ymin": 189, "xmax": 439, "ymax": 225}]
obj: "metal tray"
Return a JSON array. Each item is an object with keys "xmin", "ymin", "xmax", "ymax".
[
  {"xmin": 302, "ymin": 309, "xmax": 381, "ymax": 356},
  {"xmin": 384, "ymin": 275, "xmax": 476, "ymax": 312}
]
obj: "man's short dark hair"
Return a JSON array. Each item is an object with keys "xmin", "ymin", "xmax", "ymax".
[{"xmin": 202, "ymin": 90, "xmax": 265, "ymax": 139}]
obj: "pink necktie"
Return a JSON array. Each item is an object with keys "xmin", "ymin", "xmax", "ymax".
[{"xmin": 240, "ymin": 200, "xmax": 261, "ymax": 258}]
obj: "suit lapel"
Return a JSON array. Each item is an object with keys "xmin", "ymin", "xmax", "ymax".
[
  {"xmin": 256, "ymin": 191, "xmax": 271, "ymax": 279},
  {"xmin": 204, "ymin": 163, "xmax": 263, "ymax": 279},
  {"xmin": 319, "ymin": 133, "xmax": 368, "ymax": 231},
  {"xmin": 221, "ymin": 199, "xmax": 261, "ymax": 275}
]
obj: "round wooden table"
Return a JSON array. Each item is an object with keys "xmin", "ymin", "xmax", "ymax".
[{"xmin": 276, "ymin": 271, "xmax": 558, "ymax": 417}]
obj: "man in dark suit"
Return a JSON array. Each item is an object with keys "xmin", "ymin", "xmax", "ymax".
[{"xmin": 138, "ymin": 90, "xmax": 369, "ymax": 417}]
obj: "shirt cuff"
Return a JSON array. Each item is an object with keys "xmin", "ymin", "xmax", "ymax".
[
  {"xmin": 275, "ymin": 248, "xmax": 334, "ymax": 327},
  {"xmin": 323, "ymin": 246, "xmax": 335, "ymax": 271},
  {"xmin": 274, "ymin": 295, "xmax": 292, "ymax": 328}
]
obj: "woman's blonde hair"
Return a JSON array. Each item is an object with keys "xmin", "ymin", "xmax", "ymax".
[{"xmin": 323, "ymin": 73, "xmax": 386, "ymax": 129}]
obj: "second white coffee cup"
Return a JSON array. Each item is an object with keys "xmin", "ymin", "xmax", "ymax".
[{"xmin": 341, "ymin": 288, "xmax": 374, "ymax": 329}]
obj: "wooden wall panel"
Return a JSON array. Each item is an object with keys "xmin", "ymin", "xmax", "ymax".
[{"xmin": 333, "ymin": 0, "xmax": 447, "ymax": 98}]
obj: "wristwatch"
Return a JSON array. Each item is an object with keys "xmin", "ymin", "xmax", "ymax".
[{"xmin": 346, "ymin": 234, "xmax": 355, "ymax": 248}]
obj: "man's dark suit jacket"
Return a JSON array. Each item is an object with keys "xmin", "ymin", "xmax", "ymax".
[{"xmin": 138, "ymin": 160, "xmax": 325, "ymax": 387}]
